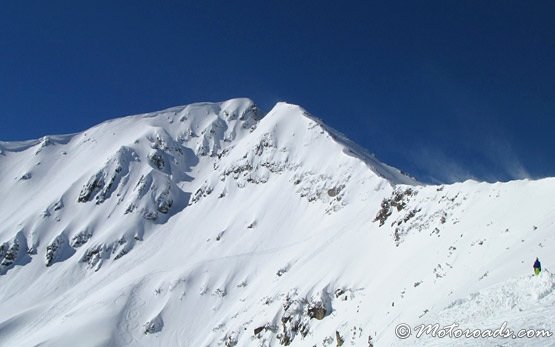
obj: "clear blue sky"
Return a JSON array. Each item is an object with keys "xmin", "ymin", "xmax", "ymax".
[{"xmin": 1, "ymin": 1, "xmax": 554, "ymax": 183}]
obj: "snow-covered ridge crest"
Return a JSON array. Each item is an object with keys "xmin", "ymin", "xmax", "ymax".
[
  {"xmin": 265, "ymin": 102, "xmax": 417, "ymax": 185},
  {"xmin": 188, "ymin": 100, "xmax": 415, "ymax": 213},
  {"xmin": 1, "ymin": 98, "xmax": 554, "ymax": 347},
  {"xmin": 0, "ymin": 97, "xmax": 408, "ymax": 273}
]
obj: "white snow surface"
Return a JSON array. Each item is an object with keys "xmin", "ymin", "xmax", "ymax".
[{"xmin": 0, "ymin": 98, "xmax": 554, "ymax": 347}]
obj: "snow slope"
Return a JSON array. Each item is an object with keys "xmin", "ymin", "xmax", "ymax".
[{"xmin": 0, "ymin": 98, "xmax": 553, "ymax": 347}]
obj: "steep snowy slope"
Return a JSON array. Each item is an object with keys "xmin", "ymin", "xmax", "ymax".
[{"xmin": 0, "ymin": 99, "xmax": 553, "ymax": 347}]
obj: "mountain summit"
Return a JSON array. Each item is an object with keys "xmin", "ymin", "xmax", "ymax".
[{"xmin": 0, "ymin": 99, "xmax": 553, "ymax": 347}]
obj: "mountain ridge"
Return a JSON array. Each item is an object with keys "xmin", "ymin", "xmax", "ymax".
[{"xmin": 0, "ymin": 98, "xmax": 553, "ymax": 347}]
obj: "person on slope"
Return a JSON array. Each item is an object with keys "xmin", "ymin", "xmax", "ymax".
[{"xmin": 533, "ymin": 257, "xmax": 542, "ymax": 276}]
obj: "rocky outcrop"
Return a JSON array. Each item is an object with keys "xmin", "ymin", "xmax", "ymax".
[
  {"xmin": 307, "ymin": 301, "xmax": 327, "ymax": 320},
  {"xmin": 274, "ymin": 290, "xmax": 334, "ymax": 345},
  {"xmin": 147, "ymin": 151, "xmax": 166, "ymax": 171},
  {"xmin": 45, "ymin": 233, "xmax": 74, "ymax": 267},
  {"xmin": 0, "ymin": 242, "xmax": 19, "ymax": 268},
  {"xmin": 143, "ymin": 314, "xmax": 164, "ymax": 335},
  {"xmin": 336, "ymin": 331, "xmax": 345, "ymax": 346},
  {"xmin": 70, "ymin": 230, "xmax": 93, "ymax": 248},
  {"xmin": 0, "ymin": 232, "xmax": 30, "ymax": 275},
  {"xmin": 45, "ymin": 235, "xmax": 64, "ymax": 267},
  {"xmin": 80, "ymin": 245, "xmax": 107, "ymax": 271},
  {"xmin": 374, "ymin": 187, "xmax": 416, "ymax": 226},
  {"xmin": 77, "ymin": 171, "xmax": 105, "ymax": 203},
  {"xmin": 78, "ymin": 147, "xmax": 138, "ymax": 204}
]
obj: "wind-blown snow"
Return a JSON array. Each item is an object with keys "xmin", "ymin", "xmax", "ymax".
[{"xmin": 0, "ymin": 98, "xmax": 553, "ymax": 347}]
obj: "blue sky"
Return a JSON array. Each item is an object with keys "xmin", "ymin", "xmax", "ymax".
[{"xmin": 1, "ymin": 1, "xmax": 554, "ymax": 183}]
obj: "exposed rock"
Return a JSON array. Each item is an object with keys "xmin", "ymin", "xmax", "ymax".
[
  {"xmin": 308, "ymin": 302, "xmax": 327, "ymax": 320},
  {"xmin": 78, "ymin": 147, "xmax": 137, "ymax": 204},
  {"xmin": 374, "ymin": 188, "xmax": 416, "ymax": 226},
  {"xmin": 78, "ymin": 172, "xmax": 104, "ymax": 203},
  {"xmin": 80, "ymin": 245, "xmax": 107, "ymax": 270},
  {"xmin": 0, "ymin": 233, "xmax": 30, "ymax": 274},
  {"xmin": 53, "ymin": 199, "xmax": 64, "ymax": 211},
  {"xmin": 45, "ymin": 236, "xmax": 63, "ymax": 267},
  {"xmin": 96, "ymin": 167, "xmax": 122, "ymax": 204},
  {"xmin": 212, "ymin": 288, "xmax": 226, "ymax": 298},
  {"xmin": 71, "ymin": 231, "xmax": 93, "ymax": 248},
  {"xmin": 253, "ymin": 324, "xmax": 277, "ymax": 336},
  {"xmin": 20, "ymin": 172, "xmax": 32, "ymax": 180},
  {"xmin": 277, "ymin": 332, "xmax": 292, "ymax": 346},
  {"xmin": 45, "ymin": 233, "xmax": 74, "ymax": 267},
  {"xmin": 327, "ymin": 185, "xmax": 345, "ymax": 198},
  {"xmin": 0, "ymin": 243, "xmax": 8, "ymax": 262},
  {"xmin": 223, "ymin": 332, "xmax": 238, "ymax": 347},
  {"xmin": 334, "ymin": 288, "xmax": 345, "ymax": 298},
  {"xmin": 143, "ymin": 315, "xmax": 164, "ymax": 334},
  {"xmin": 114, "ymin": 240, "xmax": 130, "ymax": 260},
  {"xmin": 156, "ymin": 189, "xmax": 173, "ymax": 214},
  {"xmin": 34, "ymin": 136, "xmax": 52, "ymax": 155},
  {"xmin": 216, "ymin": 230, "xmax": 225, "ymax": 241},
  {"xmin": 276, "ymin": 291, "xmax": 329, "ymax": 345},
  {"xmin": 277, "ymin": 265, "xmax": 289, "ymax": 277},
  {"xmin": 148, "ymin": 151, "xmax": 165, "ymax": 170},
  {"xmin": 189, "ymin": 183, "xmax": 213, "ymax": 205},
  {"xmin": 1, "ymin": 242, "xmax": 19, "ymax": 267},
  {"xmin": 336, "ymin": 331, "xmax": 344, "ymax": 346}
]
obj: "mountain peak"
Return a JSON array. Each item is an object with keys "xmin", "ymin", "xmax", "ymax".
[
  {"xmin": 1, "ymin": 99, "xmax": 552, "ymax": 347},
  {"xmin": 261, "ymin": 100, "xmax": 418, "ymax": 185}
]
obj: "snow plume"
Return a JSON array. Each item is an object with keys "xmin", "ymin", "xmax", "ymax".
[
  {"xmin": 484, "ymin": 138, "xmax": 531, "ymax": 181},
  {"xmin": 409, "ymin": 145, "xmax": 476, "ymax": 184}
]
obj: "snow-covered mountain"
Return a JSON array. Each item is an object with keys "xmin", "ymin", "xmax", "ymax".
[{"xmin": 0, "ymin": 98, "xmax": 553, "ymax": 347}]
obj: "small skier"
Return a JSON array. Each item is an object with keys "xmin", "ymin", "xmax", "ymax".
[{"xmin": 533, "ymin": 257, "xmax": 541, "ymax": 276}]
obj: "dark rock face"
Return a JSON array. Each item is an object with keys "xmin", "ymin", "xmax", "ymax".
[
  {"xmin": 1, "ymin": 242, "xmax": 19, "ymax": 267},
  {"xmin": 223, "ymin": 333, "xmax": 238, "ymax": 347},
  {"xmin": 20, "ymin": 172, "xmax": 32, "ymax": 180},
  {"xmin": 308, "ymin": 302, "xmax": 327, "ymax": 320},
  {"xmin": 374, "ymin": 188, "xmax": 416, "ymax": 226},
  {"xmin": 0, "ymin": 243, "xmax": 7, "ymax": 260},
  {"xmin": 327, "ymin": 185, "xmax": 345, "ymax": 198},
  {"xmin": 148, "ymin": 152, "xmax": 165, "ymax": 170},
  {"xmin": 336, "ymin": 331, "xmax": 345, "ymax": 346},
  {"xmin": 81, "ymin": 245, "xmax": 104, "ymax": 269},
  {"xmin": 78, "ymin": 147, "xmax": 138, "ymax": 204},
  {"xmin": 189, "ymin": 184, "xmax": 213, "ymax": 205},
  {"xmin": 71, "ymin": 231, "xmax": 93, "ymax": 248},
  {"xmin": 45, "ymin": 234, "xmax": 75, "ymax": 267},
  {"xmin": 0, "ymin": 233, "xmax": 31, "ymax": 275},
  {"xmin": 53, "ymin": 199, "xmax": 64, "ymax": 211},
  {"xmin": 272, "ymin": 290, "xmax": 336, "ymax": 345},
  {"xmin": 278, "ymin": 333, "xmax": 291, "ymax": 346},
  {"xmin": 45, "ymin": 238, "xmax": 61, "ymax": 267},
  {"xmin": 78, "ymin": 172, "xmax": 104, "ymax": 203}
]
